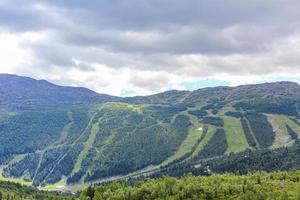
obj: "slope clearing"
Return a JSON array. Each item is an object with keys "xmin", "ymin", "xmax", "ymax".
[
  {"xmin": 72, "ymin": 122, "xmax": 100, "ymax": 174},
  {"xmin": 267, "ymin": 114, "xmax": 300, "ymax": 147},
  {"xmin": 162, "ymin": 119, "xmax": 203, "ymax": 165},
  {"xmin": 222, "ymin": 116, "xmax": 249, "ymax": 153},
  {"xmin": 191, "ymin": 125, "xmax": 216, "ymax": 158}
]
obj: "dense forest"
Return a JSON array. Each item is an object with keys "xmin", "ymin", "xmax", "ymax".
[
  {"xmin": 80, "ymin": 171, "xmax": 300, "ymax": 200},
  {"xmin": 155, "ymin": 140, "xmax": 300, "ymax": 178},
  {"xmin": 1, "ymin": 170, "xmax": 300, "ymax": 199}
]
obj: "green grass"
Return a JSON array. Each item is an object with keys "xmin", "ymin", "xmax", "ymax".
[
  {"xmin": 162, "ymin": 108, "xmax": 209, "ymax": 165},
  {"xmin": 7, "ymin": 154, "xmax": 27, "ymax": 166},
  {"xmin": 268, "ymin": 115, "xmax": 300, "ymax": 147},
  {"xmin": 52, "ymin": 111, "xmax": 73, "ymax": 146},
  {"xmin": 72, "ymin": 122, "xmax": 100, "ymax": 174},
  {"xmin": 0, "ymin": 167, "xmax": 32, "ymax": 186},
  {"xmin": 191, "ymin": 125, "xmax": 216, "ymax": 157},
  {"xmin": 218, "ymin": 106, "xmax": 236, "ymax": 115},
  {"xmin": 39, "ymin": 178, "xmax": 66, "ymax": 191},
  {"xmin": 222, "ymin": 116, "xmax": 249, "ymax": 153},
  {"xmin": 162, "ymin": 122, "xmax": 203, "ymax": 165},
  {"xmin": 270, "ymin": 114, "xmax": 300, "ymax": 137},
  {"xmin": 102, "ymin": 102, "xmax": 142, "ymax": 113},
  {"xmin": 270, "ymin": 115, "xmax": 292, "ymax": 136},
  {"xmin": 286, "ymin": 118, "xmax": 300, "ymax": 137},
  {"xmin": 267, "ymin": 114, "xmax": 293, "ymax": 148},
  {"xmin": 0, "ymin": 180, "xmax": 73, "ymax": 199}
]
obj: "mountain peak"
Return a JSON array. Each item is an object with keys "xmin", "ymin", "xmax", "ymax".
[{"xmin": 0, "ymin": 73, "xmax": 119, "ymax": 112}]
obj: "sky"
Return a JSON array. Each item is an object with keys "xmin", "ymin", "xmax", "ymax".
[{"xmin": 1, "ymin": 0, "xmax": 300, "ymax": 96}]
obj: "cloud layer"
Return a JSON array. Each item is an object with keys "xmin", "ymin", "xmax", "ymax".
[{"xmin": 1, "ymin": 0, "xmax": 300, "ymax": 95}]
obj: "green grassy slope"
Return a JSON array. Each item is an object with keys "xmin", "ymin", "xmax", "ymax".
[
  {"xmin": 162, "ymin": 125, "xmax": 203, "ymax": 164},
  {"xmin": 73, "ymin": 122, "xmax": 100, "ymax": 175},
  {"xmin": 191, "ymin": 125, "xmax": 217, "ymax": 157},
  {"xmin": 267, "ymin": 114, "xmax": 293, "ymax": 148},
  {"xmin": 223, "ymin": 116, "xmax": 249, "ymax": 153},
  {"xmin": 271, "ymin": 115, "xmax": 300, "ymax": 137}
]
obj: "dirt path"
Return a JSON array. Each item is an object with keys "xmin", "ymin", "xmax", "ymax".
[{"xmin": 267, "ymin": 115, "xmax": 290, "ymax": 147}]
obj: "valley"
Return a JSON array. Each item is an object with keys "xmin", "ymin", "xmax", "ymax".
[{"xmin": 1, "ymin": 75, "xmax": 300, "ymax": 194}]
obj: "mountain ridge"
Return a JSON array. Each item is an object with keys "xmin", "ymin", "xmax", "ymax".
[
  {"xmin": 1, "ymin": 73, "xmax": 300, "ymax": 190},
  {"xmin": 2, "ymin": 73, "xmax": 299, "ymax": 99}
]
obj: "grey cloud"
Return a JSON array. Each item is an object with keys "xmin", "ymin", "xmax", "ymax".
[
  {"xmin": 2, "ymin": 0, "xmax": 300, "ymax": 56},
  {"xmin": 129, "ymin": 73, "xmax": 171, "ymax": 91},
  {"xmin": 0, "ymin": 2, "xmax": 66, "ymax": 32},
  {"xmin": 1, "ymin": 0, "xmax": 300, "ymax": 94},
  {"xmin": 60, "ymin": 26, "xmax": 271, "ymax": 55},
  {"xmin": 33, "ymin": 0, "xmax": 299, "ymax": 30},
  {"xmin": 19, "ymin": 41, "xmax": 76, "ymax": 69}
]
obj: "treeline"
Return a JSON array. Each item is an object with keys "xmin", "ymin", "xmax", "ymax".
[
  {"xmin": 245, "ymin": 112, "xmax": 275, "ymax": 148},
  {"xmin": 240, "ymin": 118, "xmax": 257, "ymax": 147},
  {"xmin": 154, "ymin": 140, "xmax": 300, "ymax": 178},
  {"xmin": 194, "ymin": 128, "xmax": 227, "ymax": 159},
  {"xmin": 225, "ymin": 111, "xmax": 275, "ymax": 148},
  {"xmin": 0, "ymin": 181, "xmax": 74, "ymax": 200},
  {"xmin": 80, "ymin": 171, "xmax": 300, "ymax": 200},
  {"xmin": 234, "ymin": 98, "xmax": 299, "ymax": 117}
]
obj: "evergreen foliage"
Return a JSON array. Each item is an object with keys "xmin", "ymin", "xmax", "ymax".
[
  {"xmin": 80, "ymin": 171, "xmax": 300, "ymax": 200},
  {"xmin": 245, "ymin": 113, "xmax": 275, "ymax": 148},
  {"xmin": 194, "ymin": 128, "xmax": 228, "ymax": 159},
  {"xmin": 286, "ymin": 125, "xmax": 298, "ymax": 140},
  {"xmin": 240, "ymin": 118, "xmax": 257, "ymax": 147},
  {"xmin": 0, "ymin": 181, "xmax": 74, "ymax": 200}
]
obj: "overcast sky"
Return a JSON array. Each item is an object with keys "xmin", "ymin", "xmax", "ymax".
[{"xmin": 1, "ymin": 0, "xmax": 300, "ymax": 96}]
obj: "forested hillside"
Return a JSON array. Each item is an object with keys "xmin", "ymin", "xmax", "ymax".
[
  {"xmin": 1, "ymin": 170, "xmax": 300, "ymax": 200},
  {"xmin": 80, "ymin": 171, "xmax": 300, "ymax": 200},
  {"xmin": 1, "ymin": 74, "xmax": 300, "ymax": 190},
  {"xmin": 0, "ymin": 181, "xmax": 73, "ymax": 200}
]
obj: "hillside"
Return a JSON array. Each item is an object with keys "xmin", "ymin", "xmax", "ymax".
[
  {"xmin": 80, "ymin": 171, "xmax": 300, "ymax": 200},
  {"xmin": 1, "ymin": 74, "xmax": 300, "ymax": 190},
  {"xmin": 0, "ymin": 181, "xmax": 73, "ymax": 200},
  {"xmin": 1, "ymin": 170, "xmax": 299, "ymax": 200},
  {"xmin": 0, "ymin": 74, "xmax": 119, "ymax": 113}
]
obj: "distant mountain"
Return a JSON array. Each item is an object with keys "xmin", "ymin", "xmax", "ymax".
[
  {"xmin": 0, "ymin": 74, "xmax": 300, "ymax": 189},
  {"xmin": 0, "ymin": 74, "xmax": 119, "ymax": 113}
]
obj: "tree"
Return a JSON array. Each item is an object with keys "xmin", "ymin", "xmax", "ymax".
[
  {"xmin": 280, "ymin": 191, "xmax": 289, "ymax": 200},
  {"xmin": 296, "ymin": 183, "xmax": 300, "ymax": 200}
]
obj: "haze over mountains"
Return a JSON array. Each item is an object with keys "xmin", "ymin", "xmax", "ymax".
[{"xmin": 0, "ymin": 74, "xmax": 300, "ymax": 189}]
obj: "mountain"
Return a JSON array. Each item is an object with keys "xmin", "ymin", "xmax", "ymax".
[
  {"xmin": 0, "ymin": 74, "xmax": 300, "ymax": 190},
  {"xmin": 0, "ymin": 74, "xmax": 119, "ymax": 113}
]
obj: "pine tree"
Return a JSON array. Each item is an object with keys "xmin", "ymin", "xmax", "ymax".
[
  {"xmin": 296, "ymin": 183, "xmax": 300, "ymax": 200},
  {"xmin": 280, "ymin": 191, "xmax": 289, "ymax": 200},
  {"xmin": 86, "ymin": 185, "xmax": 95, "ymax": 200}
]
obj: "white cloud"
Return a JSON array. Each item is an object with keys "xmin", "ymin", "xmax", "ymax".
[
  {"xmin": 1, "ymin": 0, "xmax": 300, "ymax": 96},
  {"xmin": 0, "ymin": 33, "xmax": 34, "ymax": 73}
]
